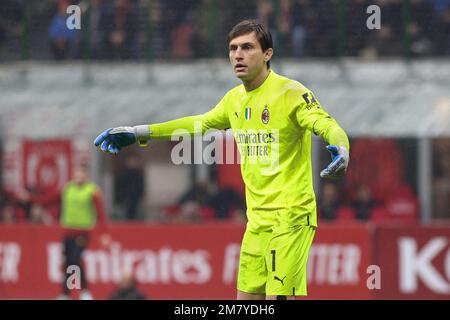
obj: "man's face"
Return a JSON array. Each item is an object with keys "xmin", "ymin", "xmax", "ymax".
[
  {"xmin": 229, "ymin": 32, "xmax": 272, "ymax": 81},
  {"xmin": 73, "ymin": 166, "xmax": 89, "ymax": 184}
]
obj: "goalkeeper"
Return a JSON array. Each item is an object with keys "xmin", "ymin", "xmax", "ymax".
[{"xmin": 94, "ymin": 20, "xmax": 349, "ymax": 300}]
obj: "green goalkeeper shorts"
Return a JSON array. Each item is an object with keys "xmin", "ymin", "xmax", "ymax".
[{"xmin": 237, "ymin": 223, "xmax": 316, "ymax": 296}]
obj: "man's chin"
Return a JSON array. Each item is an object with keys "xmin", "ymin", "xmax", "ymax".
[{"xmin": 235, "ymin": 72, "xmax": 249, "ymax": 80}]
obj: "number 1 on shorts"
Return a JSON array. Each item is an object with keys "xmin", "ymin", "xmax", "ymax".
[{"xmin": 271, "ymin": 250, "xmax": 276, "ymax": 272}]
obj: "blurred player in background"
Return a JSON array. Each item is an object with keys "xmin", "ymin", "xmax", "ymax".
[
  {"xmin": 58, "ymin": 164, "xmax": 111, "ymax": 300},
  {"xmin": 24, "ymin": 164, "xmax": 111, "ymax": 300},
  {"xmin": 94, "ymin": 20, "xmax": 349, "ymax": 300}
]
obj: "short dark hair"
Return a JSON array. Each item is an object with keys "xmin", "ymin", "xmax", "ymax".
[{"xmin": 227, "ymin": 20, "xmax": 273, "ymax": 69}]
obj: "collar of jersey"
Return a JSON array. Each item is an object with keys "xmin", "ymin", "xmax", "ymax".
[{"xmin": 245, "ymin": 69, "xmax": 274, "ymax": 96}]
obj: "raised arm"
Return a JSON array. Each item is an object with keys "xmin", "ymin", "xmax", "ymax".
[{"xmin": 94, "ymin": 96, "xmax": 230, "ymax": 154}]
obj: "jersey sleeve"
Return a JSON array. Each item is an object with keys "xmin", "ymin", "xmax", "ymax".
[
  {"xmin": 294, "ymin": 87, "xmax": 350, "ymax": 150},
  {"xmin": 149, "ymin": 94, "xmax": 230, "ymax": 140},
  {"xmin": 201, "ymin": 94, "xmax": 231, "ymax": 131}
]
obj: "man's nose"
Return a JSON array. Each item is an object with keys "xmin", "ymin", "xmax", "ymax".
[{"xmin": 235, "ymin": 47, "xmax": 244, "ymax": 59}]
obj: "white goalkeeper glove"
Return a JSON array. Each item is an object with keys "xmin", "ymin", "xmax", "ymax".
[{"xmin": 320, "ymin": 145, "xmax": 349, "ymax": 178}]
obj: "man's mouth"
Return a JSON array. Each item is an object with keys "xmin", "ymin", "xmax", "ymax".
[{"xmin": 235, "ymin": 64, "xmax": 247, "ymax": 72}]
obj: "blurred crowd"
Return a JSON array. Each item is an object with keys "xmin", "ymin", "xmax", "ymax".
[
  {"xmin": 318, "ymin": 138, "xmax": 450, "ymax": 224},
  {"xmin": 0, "ymin": 152, "xmax": 247, "ymax": 225},
  {"xmin": 1, "ymin": 0, "xmax": 450, "ymax": 61},
  {"xmin": 1, "ymin": 138, "xmax": 449, "ymax": 225},
  {"xmin": 317, "ymin": 182, "xmax": 419, "ymax": 223},
  {"xmin": 161, "ymin": 182, "xmax": 246, "ymax": 224},
  {"xmin": 0, "ymin": 174, "xmax": 246, "ymax": 225}
]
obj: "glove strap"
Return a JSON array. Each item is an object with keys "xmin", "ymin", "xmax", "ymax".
[{"xmin": 133, "ymin": 125, "xmax": 152, "ymax": 147}]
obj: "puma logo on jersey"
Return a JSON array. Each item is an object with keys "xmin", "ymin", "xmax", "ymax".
[{"xmin": 274, "ymin": 275, "xmax": 286, "ymax": 286}]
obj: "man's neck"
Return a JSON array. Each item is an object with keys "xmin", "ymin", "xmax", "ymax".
[{"xmin": 243, "ymin": 68, "xmax": 271, "ymax": 92}]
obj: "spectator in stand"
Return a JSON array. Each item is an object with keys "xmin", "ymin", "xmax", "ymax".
[
  {"xmin": 384, "ymin": 0, "xmax": 404, "ymax": 41},
  {"xmin": 0, "ymin": 202, "xmax": 18, "ymax": 223},
  {"xmin": 309, "ymin": 0, "xmax": 337, "ymax": 57},
  {"xmin": 169, "ymin": 181, "xmax": 212, "ymax": 222},
  {"xmin": 383, "ymin": 184, "xmax": 419, "ymax": 223},
  {"xmin": 430, "ymin": 0, "xmax": 450, "ymax": 13},
  {"xmin": 256, "ymin": 0, "xmax": 275, "ymax": 32},
  {"xmin": 164, "ymin": 180, "xmax": 246, "ymax": 223},
  {"xmin": 85, "ymin": 0, "xmax": 110, "ymax": 59},
  {"xmin": 4, "ymin": 186, "xmax": 39, "ymax": 222},
  {"xmin": 114, "ymin": 155, "xmax": 144, "ymax": 220},
  {"xmin": 0, "ymin": 0, "xmax": 22, "ymax": 50},
  {"xmin": 276, "ymin": 0, "xmax": 294, "ymax": 57},
  {"xmin": 29, "ymin": 203, "xmax": 53, "ymax": 225},
  {"xmin": 369, "ymin": 25, "xmax": 403, "ymax": 57},
  {"xmin": 109, "ymin": 272, "xmax": 146, "ymax": 300},
  {"xmin": 48, "ymin": 0, "xmax": 80, "ymax": 60},
  {"xmin": 25, "ymin": 186, "xmax": 57, "ymax": 223},
  {"xmin": 206, "ymin": 186, "xmax": 246, "ymax": 221},
  {"xmin": 5, "ymin": 186, "xmax": 45, "ymax": 223},
  {"xmin": 190, "ymin": 0, "xmax": 210, "ymax": 58},
  {"xmin": 291, "ymin": 0, "xmax": 313, "ymax": 57},
  {"xmin": 104, "ymin": 0, "xmax": 138, "ymax": 60},
  {"xmin": 351, "ymin": 184, "xmax": 377, "ymax": 221},
  {"xmin": 363, "ymin": 0, "xmax": 403, "ymax": 57},
  {"xmin": 164, "ymin": 0, "xmax": 198, "ymax": 59},
  {"xmin": 407, "ymin": 0, "xmax": 436, "ymax": 57},
  {"xmin": 318, "ymin": 182, "xmax": 342, "ymax": 221},
  {"xmin": 435, "ymin": 7, "xmax": 450, "ymax": 55},
  {"xmin": 346, "ymin": 0, "xmax": 371, "ymax": 56}
]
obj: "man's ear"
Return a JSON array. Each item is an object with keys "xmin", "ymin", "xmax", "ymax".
[{"xmin": 264, "ymin": 48, "xmax": 273, "ymax": 62}]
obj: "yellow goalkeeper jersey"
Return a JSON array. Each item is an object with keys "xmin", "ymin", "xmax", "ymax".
[{"xmin": 150, "ymin": 70, "xmax": 349, "ymax": 232}]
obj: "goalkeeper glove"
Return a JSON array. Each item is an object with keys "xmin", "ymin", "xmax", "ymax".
[
  {"xmin": 93, "ymin": 125, "xmax": 151, "ymax": 154},
  {"xmin": 320, "ymin": 145, "xmax": 349, "ymax": 178}
]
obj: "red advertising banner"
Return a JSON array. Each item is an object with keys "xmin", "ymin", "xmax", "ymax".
[
  {"xmin": 0, "ymin": 223, "xmax": 244, "ymax": 300},
  {"xmin": 306, "ymin": 223, "xmax": 373, "ymax": 299},
  {"xmin": 374, "ymin": 225, "xmax": 450, "ymax": 299},
  {"xmin": 0, "ymin": 223, "xmax": 375, "ymax": 300}
]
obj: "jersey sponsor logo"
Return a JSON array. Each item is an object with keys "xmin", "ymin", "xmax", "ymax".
[
  {"xmin": 244, "ymin": 107, "xmax": 251, "ymax": 120},
  {"xmin": 302, "ymin": 92, "xmax": 320, "ymax": 110},
  {"xmin": 262, "ymin": 105, "xmax": 270, "ymax": 124},
  {"xmin": 233, "ymin": 129, "xmax": 280, "ymax": 169},
  {"xmin": 235, "ymin": 132, "xmax": 275, "ymax": 144},
  {"xmin": 274, "ymin": 275, "xmax": 286, "ymax": 286}
]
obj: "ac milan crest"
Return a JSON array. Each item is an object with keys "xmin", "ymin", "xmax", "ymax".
[{"xmin": 261, "ymin": 106, "xmax": 270, "ymax": 124}]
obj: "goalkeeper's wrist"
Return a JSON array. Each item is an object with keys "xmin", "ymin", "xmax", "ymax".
[
  {"xmin": 338, "ymin": 145, "xmax": 350, "ymax": 164},
  {"xmin": 133, "ymin": 125, "xmax": 152, "ymax": 147},
  {"xmin": 338, "ymin": 145, "xmax": 348, "ymax": 154}
]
